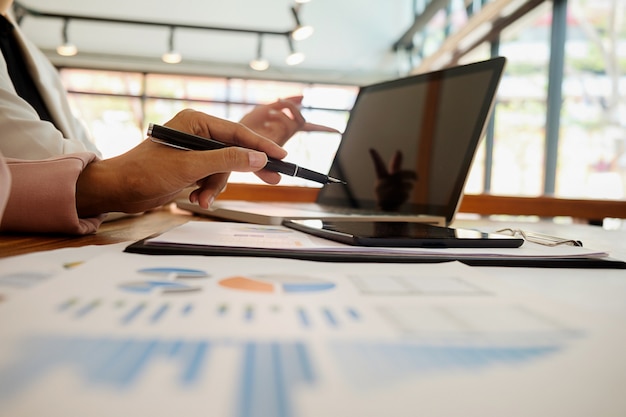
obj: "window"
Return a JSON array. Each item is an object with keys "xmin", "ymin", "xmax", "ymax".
[
  {"xmin": 60, "ymin": 69, "xmax": 357, "ymax": 187},
  {"xmin": 490, "ymin": 1, "xmax": 553, "ymax": 197},
  {"xmin": 558, "ymin": 0, "xmax": 626, "ymax": 200},
  {"xmin": 59, "ymin": 0, "xmax": 625, "ymax": 201}
]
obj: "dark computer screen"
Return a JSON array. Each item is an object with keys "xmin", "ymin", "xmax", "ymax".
[{"xmin": 317, "ymin": 57, "xmax": 505, "ymax": 224}]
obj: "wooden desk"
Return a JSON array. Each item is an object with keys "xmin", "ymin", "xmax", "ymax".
[
  {"xmin": 0, "ymin": 205, "xmax": 204, "ymax": 259},
  {"xmin": 2, "ymin": 203, "xmax": 626, "ymax": 261}
]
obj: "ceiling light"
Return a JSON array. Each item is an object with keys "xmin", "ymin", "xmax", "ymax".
[
  {"xmin": 250, "ymin": 34, "xmax": 269, "ymax": 71},
  {"xmin": 290, "ymin": 5, "xmax": 314, "ymax": 41},
  {"xmin": 57, "ymin": 42, "xmax": 77, "ymax": 57},
  {"xmin": 286, "ymin": 38, "xmax": 305, "ymax": 65},
  {"xmin": 162, "ymin": 51, "xmax": 182, "ymax": 64},
  {"xmin": 56, "ymin": 18, "xmax": 77, "ymax": 57},
  {"xmin": 286, "ymin": 51, "xmax": 305, "ymax": 65},
  {"xmin": 250, "ymin": 57, "xmax": 269, "ymax": 71},
  {"xmin": 291, "ymin": 24, "xmax": 314, "ymax": 41},
  {"xmin": 162, "ymin": 26, "xmax": 182, "ymax": 64},
  {"xmin": 285, "ymin": 37, "xmax": 305, "ymax": 65}
]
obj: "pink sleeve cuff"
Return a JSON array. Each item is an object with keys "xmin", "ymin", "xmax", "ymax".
[{"xmin": 1, "ymin": 152, "xmax": 105, "ymax": 234}]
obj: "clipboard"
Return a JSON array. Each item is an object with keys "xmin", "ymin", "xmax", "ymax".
[{"xmin": 124, "ymin": 237, "xmax": 626, "ymax": 269}]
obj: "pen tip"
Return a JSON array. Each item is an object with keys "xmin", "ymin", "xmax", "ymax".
[{"xmin": 328, "ymin": 176, "xmax": 347, "ymax": 185}]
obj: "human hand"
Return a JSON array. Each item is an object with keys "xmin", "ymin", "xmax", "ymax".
[
  {"xmin": 76, "ymin": 109, "xmax": 288, "ymax": 217},
  {"xmin": 369, "ymin": 148, "xmax": 417, "ymax": 211},
  {"xmin": 239, "ymin": 96, "xmax": 339, "ymax": 146}
]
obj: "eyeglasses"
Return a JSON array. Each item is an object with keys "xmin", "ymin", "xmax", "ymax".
[{"xmin": 496, "ymin": 228, "xmax": 583, "ymax": 247}]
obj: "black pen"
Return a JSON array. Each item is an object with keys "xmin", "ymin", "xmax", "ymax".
[{"xmin": 147, "ymin": 124, "xmax": 345, "ymax": 185}]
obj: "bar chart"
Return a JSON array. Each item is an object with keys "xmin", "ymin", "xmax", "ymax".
[{"xmin": 0, "ymin": 336, "xmax": 316, "ymax": 417}]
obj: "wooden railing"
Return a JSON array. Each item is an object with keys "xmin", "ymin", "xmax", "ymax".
[{"xmin": 217, "ymin": 183, "xmax": 626, "ymax": 223}]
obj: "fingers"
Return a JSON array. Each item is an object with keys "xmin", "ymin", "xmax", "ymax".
[
  {"xmin": 267, "ymin": 99, "xmax": 306, "ymax": 125},
  {"xmin": 189, "ymin": 174, "xmax": 229, "ymax": 208},
  {"xmin": 191, "ymin": 146, "xmax": 268, "ymax": 174},
  {"xmin": 280, "ymin": 95, "xmax": 304, "ymax": 104},
  {"xmin": 166, "ymin": 109, "xmax": 288, "ymax": 160},
  {"xmin": 227, "ymin": 123, "xmax": 288, "ymax": 160},
  {"xmin": 369, "ymin": 148, "xmax": 389, "ymax": 178},
  {"xmin": 188, "ymin": 147, "xmax": 281, "ymax": 208},
  {"xmin": 201, "ymin": 147, "xmax": 281, "ymax": 184},
  {"xmin": 390, "ymin": 150, "xmax": 403, "ymax": 173},
  {"xmin": 302, "ymin": 122, "xmax": 341, "ymax": 133}
]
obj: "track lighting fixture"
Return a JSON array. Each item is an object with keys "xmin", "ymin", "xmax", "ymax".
[
  {"xmin": 290, "ymin": 5, "xmax": 314, "ymax": 41},
  {"xmin": 161, "ymin": 26, "xmax": 182, "ymax": 64},
  {"xmin": 249, "ymin": 34, "xmax": 269, "ymax": 71},
  {"xmin": 17, "ymin": 1, "xmax": 314, "ymax": 69},
  {"xmin": 56, "ymin": 18, "xmax": 77, "ymax": 57},
  {"xmin": 285, "ymin": 37, "xmax": 305, "ymax": 66}
]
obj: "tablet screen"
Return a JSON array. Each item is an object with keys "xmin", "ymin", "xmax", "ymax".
[{"xmin": 283, "ymin": 219, "xmax": 524, "ymax": 248}]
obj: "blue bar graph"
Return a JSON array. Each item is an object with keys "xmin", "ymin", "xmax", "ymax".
[
  {"xmin": 182, "ymin": 303, "xmax": 193, "ymax": 316},
  {"xmin": 121, "ymin": 303, "xmax": 146, "ymax": 325},
  {"xmin": 0, "ymin": 337, "xmax": 212, "ymax": 403},
  {"xmin": 297, "ymin": 307, "xmax": 310, "ymax": 328},
  {"xmin": 238, "ymin": 341, "xmax": 315, "ymax": 417},
  {"xmin": 57, "ymin": 297, "xmax": 78, "ymax": 312},
  {"xmin": 346, "ymin": 307, "xmax": 361, "ymax": 320},
  {"xmin": 0, "ymin": 336, "xmax": 316, "ymax": 417},
  {"xmin": 329, "ymin": 341, "xmax": 561, "ymax": 389},
  {"xmin": 150, "ymin": 303, "xmax": 169, "ymax": 323},
  {"xmin": 244, "ymin": 305, "xmax": 254, "ymax": 322},
  {"xmin": 322, "ymin": 308, "xmax": 338, "ymax": 328},
  {"xmin": 74, "ymin": 299, "xmax": 100, "ymax": 318}
]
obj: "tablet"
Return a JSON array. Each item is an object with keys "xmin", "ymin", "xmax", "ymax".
[{"xmin": 282, "ymin": 219, "xmax": 524, "ymax": 248}]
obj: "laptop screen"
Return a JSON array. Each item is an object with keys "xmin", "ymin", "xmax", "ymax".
[{"xmin": 317, "ymin": 57, "xmax": 506, "ymax": 224}]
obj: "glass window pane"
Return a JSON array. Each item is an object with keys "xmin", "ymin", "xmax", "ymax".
[
  {"xmin": 59, "ymin": 68, "xmax": 359, "ymax": 186},
  {"xmin": 66, "ymin": 94, "xmax": 143, "ymax": 158},
  {"xmin": 144, "ymin": 99, "xmax": 228, "ymax": 129},
  {"xmin": 60, "ymin": 69, "xmax": 143, "ymax": 95},
  {"xmin": 490, "ymin": 3, "xmax": 552, "ymax": 196},
  {"xmin": 460, "ymin": 44, "xmax": 491, "ymax": 195},
  {"xmin": 229, "ymin": 79, "xmax": 305, "ymax": 103},
  {"xmin": 302, "ymin": 84, "xmax": 359, "ymax": 110},
  {"xmin": 145, "ymin": 74, "xmax": 228, "ymax": 101},
  {"xmin": 558, "ymin": 0, "xmax": 626, "ymax": 199}
]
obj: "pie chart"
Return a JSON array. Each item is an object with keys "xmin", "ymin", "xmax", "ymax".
[
  {"xmin": 137, "ymin": 267, "xmax": 208, "ymax": 278},
  {"xmin": 118, "ymin": 267, "xmax": 209, "ymax": 294},
  {"xmin": 219, "ymin": 274, "xmax": 335, "ymax": 294},
  {"xmin": 119, "ymin": 280, "xmax": 201, "ymax": 294}
]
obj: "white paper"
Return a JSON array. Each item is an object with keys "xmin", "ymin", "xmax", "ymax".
[
  {"xmin": 0, "ymin": 251, "xmax": 624, "ymax": 417},
  {"xmin": 146, "ymin": 221, "xmax": 609, "ymax": 259},
  {"xmin": 0, "ymin": 243, "xmax": 128, "ymax": 301}
]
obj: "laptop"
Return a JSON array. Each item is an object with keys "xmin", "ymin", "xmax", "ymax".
[{"xmin": 177, "ymin": 56, "xmax": 506, "ymax": 226}]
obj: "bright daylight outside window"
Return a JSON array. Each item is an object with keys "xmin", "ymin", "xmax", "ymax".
[
  {"xmin": 60, "ymin": 70, "xmax": 355, "ymax": 188},
  {"xmin": 490, "ymin": 0, "xmax": 624, "ymax": 199},
  {"xmin": 60, "ymin": 0, "xmax": 624, "ymax": 200},
  {"xmin": 558, "ymin": 0, "xmax": 625, "ymax": 200}
]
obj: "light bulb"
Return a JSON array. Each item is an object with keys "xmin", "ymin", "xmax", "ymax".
[
  {"xmin": 250, "ymin": 58, "xmax": 270, "ymax": 71},
  {"xmin": 56, "ymin": 43, "xmax": 77, "ymax": 57},
  {"xmin": 286, "ymin": 51, "xmax": 305, "ymax": 66},
  {"xmin": 162, "ymin": 51, "xmax": 182, "ymax": 64},
  {"xmin": 291, "ymin": 25, "xmax": 314, "ymax": 41}
]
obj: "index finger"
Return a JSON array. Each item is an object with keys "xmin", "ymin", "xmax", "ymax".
[
  {"xmin": 169, "ymin": 109, "xmax": 288, "ymax": 160},
  {"xmin": 267, "ymin": 99, "xmax": 306, "ymax": 125},
  {"xmin": 302, "ymin": 122, "xmax": 341, "ymax": 134}
]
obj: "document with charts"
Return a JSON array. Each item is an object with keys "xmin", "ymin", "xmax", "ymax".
[{"xmin": 0, "ymin": 252, "xmax": 624, "ymax": 417}]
